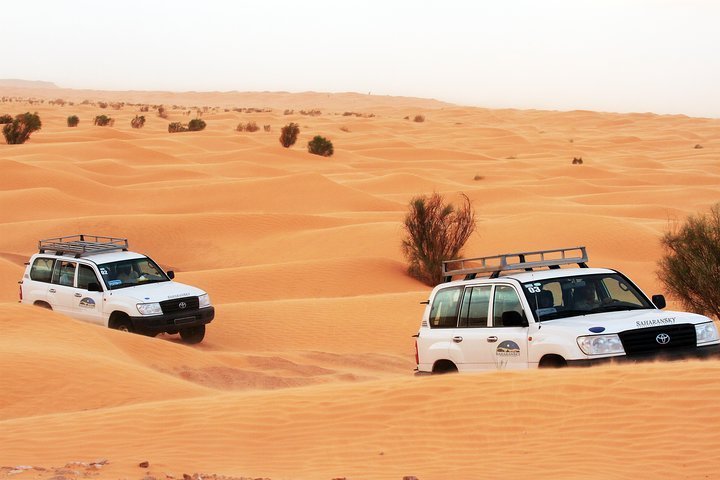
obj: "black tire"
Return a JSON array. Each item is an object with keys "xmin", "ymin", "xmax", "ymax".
[
  {"xmin": 539, "ymin": 355, "xmax": 567, "ymax": 369},
  {"xmin": 432, "ymin": 360, "xmax": 458, "ymax": 374},
  {"xmin": 114, "ymin": 321, "xmax": 134, "ymax": 333},
  {"xmin": 179, "ymin": 324, "xmax": 205, "ymax": 344}
]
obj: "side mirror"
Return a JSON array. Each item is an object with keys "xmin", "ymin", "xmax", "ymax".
[
  {"xmin": 502, "ymin": 310, "xmax": 529, "ymax": 328},
  {"xmin": 167, "ymin": 271, "xmax": 175, "ymax": 280},
  {"xmin": 87, "ymin": 282, "xmax": 103, "ymax": 292},
  {"xmin": 652, "ymin": 294, "xmax": 666, "ymax": 309}
]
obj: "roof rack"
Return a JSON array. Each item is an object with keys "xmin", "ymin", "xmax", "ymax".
[
  {"xmin": 38, "ymin": 234, "xmax": 129, "ymax": 258},
  {"xmin": 443, "ymin": 246, "xmax": 588, "ymax": 282}
]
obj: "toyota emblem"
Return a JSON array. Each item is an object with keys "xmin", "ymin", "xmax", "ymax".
[
  {"xmin": 178, "ymin": 302, "xmax": 187, "ymax": 309},
  {"xmin": 656, "ymin": 333, "xmax": 671, "ymax": 345}
]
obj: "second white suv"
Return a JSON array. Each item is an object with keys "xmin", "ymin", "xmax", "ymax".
[
  {"xmin": 415, "ymin": 247, "xmax": 720, "ymax": 372},
  {"xmin": 19, "ymin": 235, "xmax": 215, "ymax": 344}
]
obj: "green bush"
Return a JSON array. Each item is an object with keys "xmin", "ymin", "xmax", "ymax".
[
  {"xmin": 188, "ymin": 118, "xmax": 206, "ymax": 131},
  {"xmin": 658, "ymin": 203, "xmax": 720, "ymax": 319},
  {"xmin": 401, "ymin": 193, "xmax": 476, "ymax": 285},
  {"xmin": 67, "ymin": 115, "xmax": 80, "ymax": 127},
  {"xmin": 131, "ymin": 115, "xmax": 146, "ymax": 129},
  {"xmin": 279, "ymin": 122, "xmax": 300, "ymax": 148},
  {"xmin": 0, "ymin": 114, "xmax": 12, "ymax": 124},
  {"xmin": 307, "ymin": 135, "xmax": 334, "ymax": 157},
  {"xmin": 94, "ymin": 115, "xmax": 114, "ymax": 126},
  {"xmin": 2, "ymin": 112, "xmax": 42, "ymax": 144}
]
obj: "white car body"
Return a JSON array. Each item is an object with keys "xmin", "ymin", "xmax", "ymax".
[
  {"xmin": 19, "ymin": 235, "xmax": 214, "ymax": 344},
  {"xmin": 415, "ymin": 249, "xmax": 720, "ymax": 373}
]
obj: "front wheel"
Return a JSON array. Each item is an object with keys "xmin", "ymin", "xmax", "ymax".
[{"xmin": 179, "ymin": 324, "xmax": 205, "ymax": 344}]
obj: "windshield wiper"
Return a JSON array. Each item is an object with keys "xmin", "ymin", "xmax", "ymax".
[{"xmin": 589, "ymin": 304, "xmax": 645, "ymax": 314}]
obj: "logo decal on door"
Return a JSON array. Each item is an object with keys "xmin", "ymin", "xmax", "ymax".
[
  {"xmin": 496, "ymin": 340, "xmax": 520, "ymax": 357},
  {"xmin": 79, "ymin": 297, "xmax": 96, "ymax": 309}
]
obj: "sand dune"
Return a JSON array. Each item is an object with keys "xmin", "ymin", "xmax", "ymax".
[{"xmin": 1, "ymin": 87, "xmax": 720, "ymax": 479}]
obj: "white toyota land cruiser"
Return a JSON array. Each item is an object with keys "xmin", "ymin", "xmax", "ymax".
[
  {"xmin": 19, "ymin": 235, "xmax": 215, "ymax": 344},
  {"xmin": 415, "ymin": 247, "xmax": 720, "ymax": 372}
]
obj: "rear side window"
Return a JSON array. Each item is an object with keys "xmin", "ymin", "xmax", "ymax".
[
  {"xmin": 459, "ymin": 286, "xmax": 491, "ymax": 327},
  {"xmin": 30, "ymin": 258, "xmax": 55, "ymax": 283},
  {"xmin": 429, "ymin": 287, "xmax": 462, "ymax": 328},
  {"xmin": 51, "ymin": 261, "xmax": 77, "ymax": 287}
]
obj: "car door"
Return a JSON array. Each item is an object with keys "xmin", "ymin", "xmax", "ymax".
[
  {"xmin": 418, "ymin": 286, "xmax": 463, "ymax": 368},
  {"xmin": 449, "ymin": 285, "xmax": 493, "ymax": 371},
  {"xmin": 487, "ymin": 284, "xmax": 529, "ymax": 370},
  {"xmin": 47, "ymin": 260, "xmax": 79, "ymax": 317},
  {"xmin": 74, "ymin": 263, "xmax": 105, "ymax": 325}
]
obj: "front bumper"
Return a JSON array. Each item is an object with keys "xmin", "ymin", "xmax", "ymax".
[
  {"xmin": 567, "ymin": 343, "xmax": 720, "ymax": 367},
  {"xmin": 129, "ymin": 306, "xmax": 215, "ymax": 334}
]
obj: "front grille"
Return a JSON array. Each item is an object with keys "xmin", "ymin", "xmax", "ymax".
[
  {"xmin": 619, "ymin": 324, "xmax": 696, "ymax": 356},
  {"xmin": 160, "ymin": 296, "xmax": 199, "ymax": 314}
]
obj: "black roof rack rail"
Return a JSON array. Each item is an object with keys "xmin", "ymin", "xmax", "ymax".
[
  {"xmin": 442, "ymin": 246, "xmax": 588, "ymax": 282},
  {"xmin": 38, "ymin": 234, "xmax": 129, "ymax": 258}
]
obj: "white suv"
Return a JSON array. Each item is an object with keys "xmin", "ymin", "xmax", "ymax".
[
  {"xmin": 19, "ymin": 235, "xmax": 215, "ymax": 344},
  {"xmin": 415, "ymin": 247, "xmax": 720, "ymax": 372}
]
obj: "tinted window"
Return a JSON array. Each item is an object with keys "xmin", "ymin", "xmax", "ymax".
[
  {"xmin": 30, "ymin": 258, "xmax": 55, "ymax": 283},
  {"xmin": 429, "ymin": 287, "xmax": 462, "ymax": 328},
  {"xmin": 459, "ymin": 286, "xmax": 491, "ymax": 328},
  {"xmin": 78, "ymin": 264, "xmax": 101, "ymax": 290},
  {"xmin": 493, "ymin": 285, "xmax": 523, "ymax": 327}
]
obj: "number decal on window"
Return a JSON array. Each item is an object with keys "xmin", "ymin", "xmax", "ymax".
[{"xmin": 527, "ymin": 286, "xmax": 541, "ymax": 293}]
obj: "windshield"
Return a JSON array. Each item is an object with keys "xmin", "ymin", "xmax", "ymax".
[
  {"xmin": 522, "ymin": 273, "xmax": 654, "ymax": 322},
  {"xmin": 97, "ymin": 257, "xmax": 169, "ymax": 290}
]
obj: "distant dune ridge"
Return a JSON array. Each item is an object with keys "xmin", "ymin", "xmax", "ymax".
[{"xmin": 1, "ymin": 84, "xmax": 720, "ymax": 480}]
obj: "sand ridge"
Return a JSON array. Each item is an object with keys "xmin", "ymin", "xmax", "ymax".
[{"xmin": 2, "ymin": 88, "xmax": 720, "ymax": 479}]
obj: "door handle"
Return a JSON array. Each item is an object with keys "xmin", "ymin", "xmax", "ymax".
[
  {"xmin": 452, "ymin": 336, "xmax": 463, "ymax": 343},
  {"xmin": 74, "ymin": 293, "xmax": 83, "ymax": 298},
  {"xmin": 487, "ymin": 336, "xmax": 498, "ymax": 343},
  {"xmin": 48, "ymin": 288, "xmax": 56, "ymax": 294}
]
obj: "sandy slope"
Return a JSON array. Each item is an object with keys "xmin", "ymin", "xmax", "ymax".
[{"xmin": 1, "ymin": 88, "xmax": 720, "ymax": 479}]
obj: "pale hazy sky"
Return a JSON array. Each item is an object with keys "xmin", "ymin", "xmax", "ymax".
[{"xmin": 3, "ymin": 0, "xmax": 719, "ymax": 117}]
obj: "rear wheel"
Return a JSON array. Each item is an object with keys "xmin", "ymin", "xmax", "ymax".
[
  {"xmin": 432, "ymin": 360, "xmax": 458, "ymax": 374},
  {"xmin": 179, "ymin": 324, "xmax": 205, "ymax": 344}
]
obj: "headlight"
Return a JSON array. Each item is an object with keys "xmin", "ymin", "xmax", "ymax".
[
  {"xmin": 136, "ymin": 302, "xmax": 162, "ymax": 316},
  {"xmin": 696, "ymin": 322, "xmax": 719, "ymax": 344},
  {"xmin": 577, "ymin": 334, "xmax": 625, "ymax": 356},
  {"xmin": 198, "ymin": 294, "xmax": 211, "ymax": 308}
]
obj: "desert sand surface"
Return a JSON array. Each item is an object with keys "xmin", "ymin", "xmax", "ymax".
[{"xmin": 1, "ymin": 86, "xmax": 720, "ymax": 479}]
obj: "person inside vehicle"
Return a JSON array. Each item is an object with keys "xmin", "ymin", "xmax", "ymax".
[
  {"xmin": 116, "ymin": 263, "xmax": 138, "ymax": 284},
  {"xmin": 574, "ymin": 286, "xmax": 599, "ymax": 310}
]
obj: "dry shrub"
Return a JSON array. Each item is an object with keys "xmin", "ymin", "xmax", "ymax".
[
  {"xmin": 168, "ymin": 122, "xmax": 187, "ymax": 133},
  {"xmin": 0, "ymin": 114, "xmax": 12, "ymax": 124},
  {"xmin": 658, "ymin": 204, "xmax": 720, "ymax": 319},
  {"xmin": 279, "ymin": 122, "xmax": 300, "ymax": 148},
  {"xmin": 402, "ymin": 193, "xmax": 476, "ymax": 285},
  {"xmin": 413, "ymin": 115, "xmax": 425, "ymax": 123},
  {"xmin": 158, "ymin": 106, "xmax": 168, "ymax": 119},
  {"xmin": 2, "ymin": 112, "xmax": 42, "ymax": 144},
  {"xmin": 67, "ymin": 115, "xmax": 80, "ymax": 127},
  {"xmin": 188, "ymin": 118, "xmax": 206, "ymax": 131},
  {"xmin": 263, "ymin": 124, "xmax": 271, "ymax": 132},
  {"xmin": 93, "ymin": 115, "xmax": 114, "ymax": 126},
  {"xmin": 131, "ymin": 115, "xmax": 146, "ymax": 129}
]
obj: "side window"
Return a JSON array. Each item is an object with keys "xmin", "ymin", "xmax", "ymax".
[
  {"xmin": 459, "ymin": 286, "xmax": 491, "ymax": 327},
  {"xmin": 77, "ymin": 264, "xmax": 101, "ymax": 290},
  {"xmin": 30, "ymin": 258, "xmax": 55, "ymax": 283},
  {"xmin": 51, "ymin": 261, "xmax": 77, "ymax": 287},
  {"xmin": 429, "ymin": 287, "xmax": 462, "ymax": 328},
  {"xmin": 493, "ymin": 285, "xmax": 524, "ymax": 327}
]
